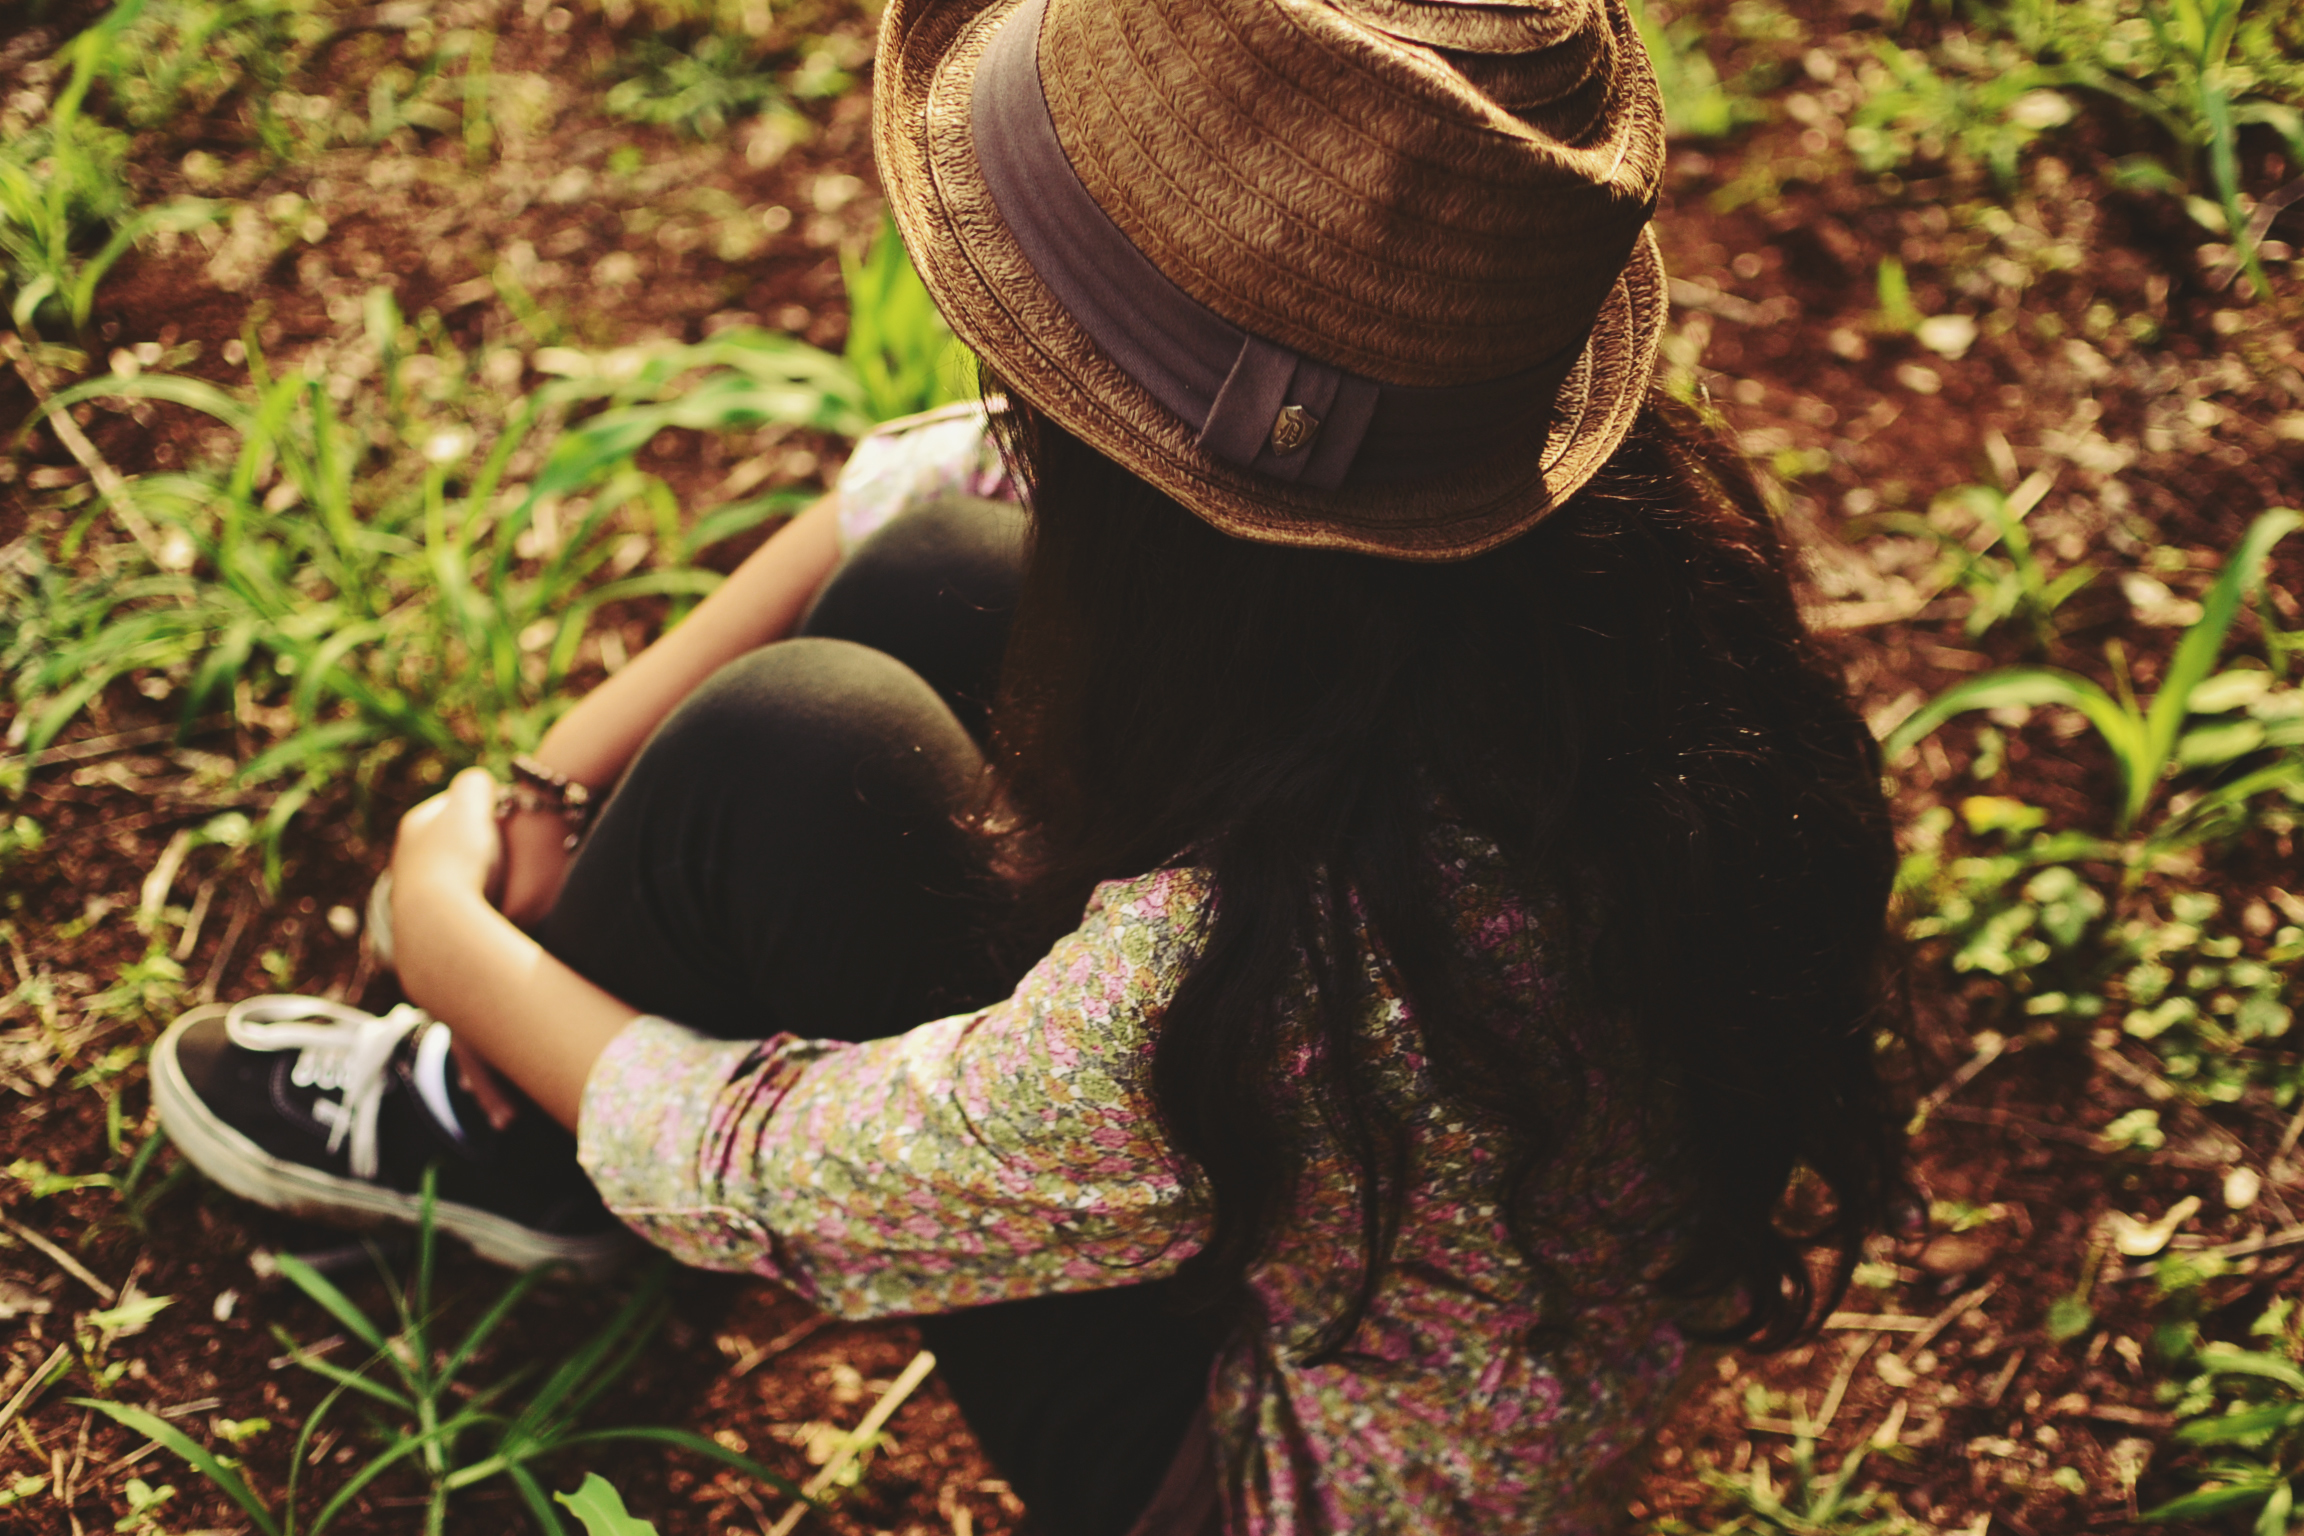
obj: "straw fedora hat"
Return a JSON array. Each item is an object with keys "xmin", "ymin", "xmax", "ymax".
[{"xmin": 874, "ymin": 0, "xmax": 1669, "ymax": 559}]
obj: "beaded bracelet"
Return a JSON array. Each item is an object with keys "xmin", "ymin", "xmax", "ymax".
[{"xmin": 493, "ymin": 755, "xmax": 600, "ymax": 851}]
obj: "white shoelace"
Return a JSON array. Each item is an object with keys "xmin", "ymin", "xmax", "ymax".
[{"xmin": 225, "ymin": 996, "xmax": 429, "ymax": 1180}]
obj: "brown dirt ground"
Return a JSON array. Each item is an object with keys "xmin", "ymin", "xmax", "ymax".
[{"xmin": 4, "ymin": 0, "xmax": 2304, "ymax": 1532}]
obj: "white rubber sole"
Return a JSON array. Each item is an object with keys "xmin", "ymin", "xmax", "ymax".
[{"xmin": 152, "ymin": 1007, "xmax": 633, "ymax": 1280}]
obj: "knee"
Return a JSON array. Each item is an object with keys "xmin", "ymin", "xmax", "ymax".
[
  {"xmin": 809, "ymin": 494, "xmax": 1027, "ymax": 628},
  {"xmin": 641, "ymin": 638, "xmax": 980, "ymax": 802}
]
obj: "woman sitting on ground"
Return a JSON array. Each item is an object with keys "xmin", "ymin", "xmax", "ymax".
[{"xmin": 154, "ymin": 0, "xmax": 1903, "ymax": 1529}]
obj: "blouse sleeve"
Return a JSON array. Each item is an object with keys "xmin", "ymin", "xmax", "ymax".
[
  {"xmin": 574, "ymin": 868, "xmax": 1212, "ymax": 1317},
  {"xmin": 831, "ymin": 401, "xmax": 1012, "ymax": 555}
]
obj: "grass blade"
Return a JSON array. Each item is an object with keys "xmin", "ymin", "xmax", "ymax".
[
  {"xmin": 72, "ymin": 1398, "xmax": 282, "ymax": 1536},
  {"xmin": 1882, "ymin": 669, "xmax": 2127, "ymax": 764},
  {"xmin": 2146, "ymin": 508, "xmax": 2303, "ymax": 773},
  {"xmin": 270, "ymin": 1251, "xmax": 389, "ymax": 1351}
]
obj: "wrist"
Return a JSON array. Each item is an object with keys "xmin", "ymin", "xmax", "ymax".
[{"xmin": 496, "ymin": 755, "xmax": 603, "ymax": 850}]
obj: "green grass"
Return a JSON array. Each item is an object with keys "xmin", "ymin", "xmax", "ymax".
[
  {"xmin": 1885, "ymin": 507, "xmax": 2304, "ymax": 844},
  {"xmin": 2146, "ymin": 1296, "xmax": 2304, "ymax": 1536},
  {"xmin": 76, "ymin": 1172, "xmax": 803, "ymax": 1536},
  {"xmin": 842, "ymin": 212, "xmax": 976, "ymax": 422},
  {"xmin": 0, "ymin": 0, "xmax": 222, "ymax": 337},
  {"xmin": 4, "ymin": 294, "xmax": 873, "ymax": 879},
  {"xmin": 92, "ymin": 0, "xmax": 326, "ymax": 134},
  {"xmin": 4, "ymin": 204, "xmax": 970, "ymax": 883},
  {"xmin": 1853, "ymin": 472, "xmax": 2097, "ymax": 655},
  {"xmin": 604, "ymin": 34, "xmax": 793, "ymax": 138},
  {"xmin": 1885, "ymin": 513, "xmax": 2304, "ymax": 1107},
  {"xmin": 1851, "ymin": 0, "xmax": 2304, "ymax": 294},
  {"xmin": 1654, "ymin": 1428, "xmax": 1920, "ymax": 1534},
  {"xmin": 1628, "ymin": 0, "xmax": 1764, "ymax": 140}
]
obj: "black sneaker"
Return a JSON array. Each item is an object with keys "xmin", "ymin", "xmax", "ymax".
[{"xmin": 153, "ymin": 996, "xmax": 634, "ymax": 1276}]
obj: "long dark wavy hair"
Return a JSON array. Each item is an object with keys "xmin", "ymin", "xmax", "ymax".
[{"xmin": 978, "ymin": 384, "xmax": 1902, "ymax": 1356}]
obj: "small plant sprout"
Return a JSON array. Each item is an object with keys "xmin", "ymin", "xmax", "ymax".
[
  {"xmin": 1661, "ymin": 1420, "xmax": 1920, "ymax": 1534},
  {"xmin": 0, "ymin": 0, "xmax": 222, "ymax": 338},
  {"xmin": 75, "ymin": 1171, "xmax": 803, "ymax": 1536},
  {"xmin": 1855, "ymin": 469, "xmax": 2095, "ymax": 653},
  {"xmin": 2146, "ymin": 1297, "xmax": 2304, "ymax": 1534},
  {"xmin": 556, "ymin": 1473, "xmax": 663, "ymax": 1535},
  {"xmin": 1886, "ymin": 508, "xmax": 2304, "ymax": 849}
]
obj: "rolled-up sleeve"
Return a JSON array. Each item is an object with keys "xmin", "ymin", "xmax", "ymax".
[{"xmin": 575, "ymin": 868, "xmax": 1212, "ymax": 1316}]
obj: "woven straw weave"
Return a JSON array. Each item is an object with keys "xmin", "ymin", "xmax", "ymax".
[{"xmin": 877, "ymin": 0, "xmax": 1670, "ymax": 558}]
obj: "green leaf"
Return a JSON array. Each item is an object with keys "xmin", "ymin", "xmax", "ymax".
[
  {"xmin": 554, "ymin": 1474, "xmax": 660, "ymax": 1536},
  {"xmin": 1882, "ymin": 669, "xmax": 2131, "ymax": 765},
  {"xmin": 2147, "ymin": 508, "xmax": 2304, "ymax": 781},
  {"xmin": 549, "ymin": 1426, "xmax": 810, "ymax": 1502},
  {"xmin": 2136, "ymin": 1483, "xmax": 2276, "ymax": 1523},
  {"xmin": 2254, "ymin": 1477, "xmax": 2293, "ymax": 1536},
  {"xmin": 2190, "ymin": 669, "xmax": 2274, "ymax": 712},
  {"xmin": 2197, "ymin": 1346, "xmax": 2304, "ymax": 1396},
  {"xmin": 269, "ymin": 1252, "xmax": 388, "ymax": 1351},
  {"xmin": 2045, "ymin": 1294, "xmax": 2095, "ymax": 1342},
  {"xmin": 2175, "ymin": 718, "xmax": 2266, "ymax": 767},
  {"xmin": 2176, "ymin": 1401, "xmax": 2304, "ymax": 1445},
  {"xmin": 25, "ymin": 372, "xmax": 255, "ymax": 439},
  {"xmin": 82, "ymin": 1293, "xmax": 172, "ymax": 1338},
  {"xmin": 841, "ymin": 212, "xmax": 972, "ymax": 422}
]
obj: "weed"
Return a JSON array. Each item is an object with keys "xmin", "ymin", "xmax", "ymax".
[
  {"xmin": 5, "ymin": 298, "xmax": 866, "ymax": 879},
  {"xmin": 1885, "ymin": 507, "xmax": 2304, "ymax": 845},
  {"xmin": 1855, "ymin": 472, "xmax": 2095, "ymax": 653},
  {"xmin": 114, "ymin": 1127, "xmax": 195, "ymax": 1230},
  {"xmin": 2109, "ymin": 891, "xmax": 2303, "ymax": 1105},
  {"xmin": 1895, "ymin": 799, "xmax": 2110, "ymax": 1015},
  {"xmin": 93, "ymin": 0, "xmax": 323, "ymax": 133},
  {"xmin": 1899, "ymin": 798, "xmax": 2304, "ymax": 1098},
  {"xmin": 1657, "ymin": 1428, "xmax": 1918, "ymax": 1534},
  {"xmin": 2146, "ymin": 1296, "xmax": 2304, "ymax": 1534},
  {"xmin": 1852, "ymin": 0, "xmax": 2304, "ymax": 293},
  {"xmin": 605, "ymin": 34, "xmax": 788, "ymax": 138},
  {"xmin": 0, "ymin": 1, "xmax": 222, "ymax": 336},
  {"xmin": 1847, "ymin": 31, "xmax": 2076, "ymax": 187},
  {"xmin": 76, "ymin": 1173, "xmax": 802, "ymax": 1536},
  {"xmin": 2001, "ymin": 0, "xmax": 2304, "ymax": 299},
  {"xmin": 0, "ymin": 815, "xmax": 45, "ymax": 873},
  {"xmin": 841, "ymin": 213, "xmax": 975, "ymax": 423}
]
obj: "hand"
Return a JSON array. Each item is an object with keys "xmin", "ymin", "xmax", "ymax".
[
  {"xmin": 392, "ymin": 767, "xmax": 503, "ymax": 905},
  {"xmin": 497, "ymin": 807, "xmax": 575, "ymax": 929},
  {"xmin": 392, "ymin": 769, "xmax": 519, "ymax": 1130}
]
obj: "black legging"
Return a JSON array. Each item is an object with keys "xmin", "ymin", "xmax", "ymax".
[{"xmin": 531, "ymin": 496, "xmax": 1217, "ymax": 1536}]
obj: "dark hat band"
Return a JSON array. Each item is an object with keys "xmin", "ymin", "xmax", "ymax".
[{"xmin": 969, "ymin": 0, "xmax": 1588, "ymax": 491}]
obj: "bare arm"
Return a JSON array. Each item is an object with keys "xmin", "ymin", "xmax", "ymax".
[
  {"xmin": 497, "ymin": 493, "xmax": 844, "ymax": 924},
  {"xmin": 437, "ymin": 495, "xmax": 841, "ymax": 1127},
  {"xmin": 394, "ymin": 771, "xmax": 630, "ymax": 1130}
]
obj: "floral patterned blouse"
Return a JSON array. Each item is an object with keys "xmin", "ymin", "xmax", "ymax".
[{"xmin": 576, "ymin": 409, "xmax": 1694, "ymax": 1535}]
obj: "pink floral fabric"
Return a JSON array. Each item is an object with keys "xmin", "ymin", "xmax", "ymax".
[
  {"xmin": 578, "ymin": 837, "xmax": 1694, "ymax": 1535},
  {"xmin": 581, "ymin": 408, "xmax": 1691, "ymax": 1532},
  {"xmin": 831, "ymin": 401, "xmax": 1011, "ymax": 554}
]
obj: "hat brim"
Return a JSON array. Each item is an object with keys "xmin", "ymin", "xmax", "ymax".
[{"xmin": 874, "ymin": 0, "xmax": 1667, "ymax": 561}]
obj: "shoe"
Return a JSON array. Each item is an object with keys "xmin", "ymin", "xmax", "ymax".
[{"xmin": 153, "ymin": 996, "xmax": 634, "ymax": 1277}]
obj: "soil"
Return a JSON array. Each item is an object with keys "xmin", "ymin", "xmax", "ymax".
[{"xmin": 4, "ymin": 0, "xmax": 2304, "ymax": 1532}]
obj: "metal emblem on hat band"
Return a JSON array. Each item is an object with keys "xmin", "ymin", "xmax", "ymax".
[{"xmin": 1270, "ymin": 405, "xmax": 1320, "ymax": 456}]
